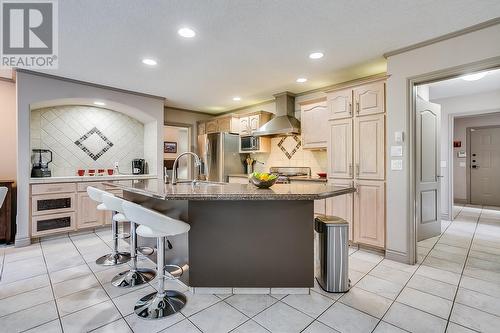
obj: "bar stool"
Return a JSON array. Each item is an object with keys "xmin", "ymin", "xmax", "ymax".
[
  {"xmin": 87, "ymin": 186, "xmax": 131, "ymax": 266},
  {"xmin": 122, "ymin": 201, "xmax": 190, "ymax": 319},
  {"xmin": 101, "ymin": 193, "xmax": 156, "ymax": 287}
]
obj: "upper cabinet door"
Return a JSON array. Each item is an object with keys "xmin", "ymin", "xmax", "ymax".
[
  {"xmin": 328, "ymin": 118, "xmax": 353, "ymax": 179},
  {"xmin": 206, "ymin": 120, "xmax": 218, "ymax": 134},
  {"xmin": 354, "ymin": 114, "xmax": 385, "ymax": 180},
  {"xmin": 328, "ymin": 89, "xmax": 352, "ymax": 120},
  {"xmin": 353, "ymin": 81, "xmax": 385, "ymax": 116},
  {"xmin": 239, "ymin": 117, "xmax": 250, "ymax": 136},
  {"xmin": 301, "ymin": 102, "xmax": 328, "ymax": 149},
  {"xmin": 249, "ymin": 115, "xmax": 260, "ymax": 131}
]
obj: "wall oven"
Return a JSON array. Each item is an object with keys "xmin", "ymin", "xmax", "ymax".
[{"xmin": 240, "ymin": 136, "xmax": 261, "ymax": 152}]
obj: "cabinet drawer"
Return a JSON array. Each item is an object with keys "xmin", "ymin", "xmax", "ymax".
[
  {"xmin": 32, "ymin": 183, "xmax": 76, "ymax": 195},
  {"xmin": 32, "ymin": 193, "xmax": 76, "ymax": 216},
  {"xmin": 32, "ymin": 212, "xmax": 76, "ymax": 237},
  {"xmin": 77, "ymin": 182, "xmax": 104, "ymax": 192}
]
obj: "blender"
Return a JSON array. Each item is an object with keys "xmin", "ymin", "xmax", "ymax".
[{"xmin": 31, "ymin": 149, "xmax": 53, "ymax": 177}]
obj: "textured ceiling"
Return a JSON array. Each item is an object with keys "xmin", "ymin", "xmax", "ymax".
[{"xmin": 36, "ymin": 0, "xmax": 500, "ymax": 113}]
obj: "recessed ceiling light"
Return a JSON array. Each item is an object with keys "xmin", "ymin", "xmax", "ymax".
[
  {"xmin": 309, "ymin": 52, "xmax": 324, "ymax": 59},
  {"xmin": 232, "ymin": 96, "xmax": 241, "ymax": 101},
  {"xmin": 178, "ymin": 27, "xmax": 196, "ymax": 38},
  {"xmin": 142, "ymin": 58, "xmax": 157, "ymax": 66},
  {"xmin": 296, "ymin": 78, "xmax": 307, "ymax": 83},
  {"xmin": 461, "ymin": 72, "xmax": 488, "ymax": 81},
  {"xmin": 93, "ymin": 101, "xmax": 106, "ymax": 106}
]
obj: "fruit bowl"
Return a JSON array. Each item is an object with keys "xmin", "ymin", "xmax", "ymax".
[{"xmin": 250, "ymin": 172, "xmax": 278, "ymax": 189}]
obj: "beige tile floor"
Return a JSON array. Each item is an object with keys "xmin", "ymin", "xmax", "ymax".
[{"xmin": 0, "ymin": 205, "xmax": 499, "ymax": 332}]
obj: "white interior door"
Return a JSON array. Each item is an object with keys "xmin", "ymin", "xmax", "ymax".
[
  {"xmin": 416, "ymin": 97, "xmax": 441, "ymax": 241},
  {"xmin": 470, "ymin": 127, "xmax": 500, "ymax": 206}
]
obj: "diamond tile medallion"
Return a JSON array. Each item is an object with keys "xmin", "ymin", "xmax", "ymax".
[
  {"xmin": 277, "ymin": 135, "xmax": 301, "ymax": 159},
  {"xmin": 74, "ymin": 127, "xmax": 114, "ymax": 161}
]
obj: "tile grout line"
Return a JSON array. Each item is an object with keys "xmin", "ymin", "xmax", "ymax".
[
  {"xmin": 299, "ymin": 251, "xmax": 386, "ymax": 332},
  {"xmin": 66, "ymin": 233, "xmax": 135, "ymax": 332},
  {"xmin": 444, "ymin": 206, "xmax": 483, "ymax": 333},
  {"xmin": 368, "ymin": 207, "xmax": 459, "ymax": 333}
]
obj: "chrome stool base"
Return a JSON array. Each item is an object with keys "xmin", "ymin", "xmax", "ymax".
[
  {"xmin": 134, "ymin": 290, "xmax": 187, "ymax": 319},
  {"xmin": 95, "ymin": 252, "xmax": 131, "ymax": 266},
  {"xmin": 137, "ymin": 246, "xmax": 155, "ymax": 256},
  {"xmin": 112, "ymin": 268, "xmax": 156, "ymax": 288}
]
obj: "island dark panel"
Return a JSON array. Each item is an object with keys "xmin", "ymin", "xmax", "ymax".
[{"xmin": 188, "ymin": 200, "xmax": 314, "ymax": 288}]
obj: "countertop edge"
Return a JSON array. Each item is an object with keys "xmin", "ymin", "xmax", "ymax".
[{"xmin": 30, "ymin": 174, "xmax": 158, "ymax": 184}]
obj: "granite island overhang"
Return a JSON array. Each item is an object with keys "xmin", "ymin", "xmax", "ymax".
[{"xmin": 105, "ymin": 179, "xmax": 356, "ymax": 290}]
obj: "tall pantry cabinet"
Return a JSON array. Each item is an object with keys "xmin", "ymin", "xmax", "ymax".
[{"xmin": 326, "ymin": 79, "xmax": 386, "ymax": 249}]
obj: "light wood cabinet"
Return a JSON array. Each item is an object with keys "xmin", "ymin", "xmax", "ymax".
[
  {"xmin": 353, "ymin": 81, "xmax": 385, "ymax": 116},
  {"xmin": 354, "ymin": 114, "xmax": 385, "ymax": 180},
  {"xmin": 328, "ymin": 119, "xmax": 353, "ymax": 179},
  {"xmin": 354, "ymin": 180, "xmax": 385, "ymax": 248},
  {"xmin": 77, "ymin": 192, "xmax": 103, "ymax": 228},
  {"xmin": 326, "ymin": 78, "xmax": 386, "ymax": 249},
  {"xmin": 206, "ymin": 120, "xmax": 218, "ymax": 134},
  {"xmin": 301, "ymin": 101, "xmax": 328, "ymax": 149},
  {"xmin": 239, "ymin": 117, "xmax": 251, "ymax": 136},
  {"xmin": 326, "ymin": 179, "xmax": 354, "ymax": 242},
  {"xmin": 249, "ymin": 115, "xmax": 260, "ymax": 131},
  {"xmin": 198, "ymin": 122, "xmax": 206, "ymax": 136},
  {"xmin": 328, "ymin": 89, "xmax": 352, "ymax": 120}
]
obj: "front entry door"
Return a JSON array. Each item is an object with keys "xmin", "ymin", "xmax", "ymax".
[
  {"xmin": 416, "ymin": 97, "xmax": 441, "ymax": 241},
  {"xmin": 470, "ymin": 126, "xmax": 500, "ymax": 206}
]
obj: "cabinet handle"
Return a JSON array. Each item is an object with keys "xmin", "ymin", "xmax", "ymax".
[
  {"xmin": 348, "ymin": 103, "xmax": 352, "ymax": 115},
  {"xmin": 356, "ymin": 102, "xmax": 360, "ymax": 114},
  {"xmin": 356, "ymin": 164, "xmax": 360, "ymax": 177},
  {"xmin": 348, "ymin": 163, "xmax": 353, "ymax": 177}
]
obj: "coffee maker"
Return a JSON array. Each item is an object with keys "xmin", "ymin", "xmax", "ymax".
[
  {"xmin": 132, "ymin": 159, "xmax": 146, "ymax": 175},
  {"xmin": 31, "ymin": 149, "xmax": 53, "ymax": 177}
]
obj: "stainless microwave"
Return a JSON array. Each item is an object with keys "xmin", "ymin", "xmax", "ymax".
[{"xmin": 240, "ymin": 136, "xmax": 261, "ymax": 151}]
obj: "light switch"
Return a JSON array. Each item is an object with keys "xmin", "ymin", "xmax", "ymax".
[
  {"xmin": 394, "ymin": 131, "xmax": 404, "ymax": 143},
  {"xmin": 391, "ymin": 159, "xmax": 403, "ymax": 171},
  {"xmin": 391, "ymin": 146, "xmax": 403, "ymax": 157},
  {"xmin": 459, "ymin": 162, "xmax": 466, "ymax": 167},
  {"xmin": 440, "ymin": 161, "xmax": 447, "ymax": 168}
]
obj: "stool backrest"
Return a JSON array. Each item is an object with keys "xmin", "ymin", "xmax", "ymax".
[
  {"xmin": 122, "ymin": 201, "xmax": 190, "ymax": 236},
  {"xmin": 102, "ymin": 192, "xmax": 125, "ymax": 214},
  {"xmin": 87, "ymin": 186, "xmax": 109, "ymax": 204},
  {"xmin": 0, "ymin": 186, "xmax": 7, "ymax": 209}
]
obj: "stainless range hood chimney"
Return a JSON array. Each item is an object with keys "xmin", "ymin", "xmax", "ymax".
[{"xmin": 252, "ymin": 91, "xmax": 300, "ymax": 137}]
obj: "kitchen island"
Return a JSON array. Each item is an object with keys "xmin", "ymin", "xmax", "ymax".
[{"xmin": 106, "ymin": 179, "xmax": 355, "ymax": 290}]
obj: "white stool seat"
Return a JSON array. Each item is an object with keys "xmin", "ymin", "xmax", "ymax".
[
  {"xmin": 113, "ymin": 213, "xmax": 128, "ymax": 222},
  {"xmin": 136, "ymin": 225, "xmax": 170, "ymax": 238},
  {"xmin": 97, "ymin": 203, "xmax": 108, "ymax": 211},
  {"xmin": 122, "ymin": 201, "xmax": 190, "ymax": 237}
]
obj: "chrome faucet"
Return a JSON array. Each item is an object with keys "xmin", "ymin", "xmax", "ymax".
[{"xmin": 172, "ymin": 152, "xmax": 202, "ymax": 185}]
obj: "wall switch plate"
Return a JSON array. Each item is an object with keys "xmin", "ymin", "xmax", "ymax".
[
  {"xmin": 459, "ymin": 162, "xmax": 466, "ymax": 167},
  {"xmin": 394, "ymin": 131, "xmax": 404, "ymax": 143},
  {"xmin": 391, "ymin": 159, "xmax": 403, "ymax": 171},
  {"xmin": 441, "ymin": 161, "xmax": 447, "ymax": 168},
  {"xmin": 391, "ymin": 145, "xmax": 403, "ymax": 157}
]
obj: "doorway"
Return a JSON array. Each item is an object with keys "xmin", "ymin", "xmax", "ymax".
[
  {"xmin": 410, "ymin": 65, "xmax": 500, "ymax": 264},
  {"xmin": 469, "ymin": 126, "xmax": 500, "ymax": 206},
  {"xmin": 163, "ymin": 124, "xmax": 192, "ymax": 180}
]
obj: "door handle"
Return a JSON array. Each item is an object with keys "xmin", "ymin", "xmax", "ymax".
[
  {"xmin": 348, "ymin": 103, "xmax": 352, "ymax": 116},
  {"xmin": 356, "ymin": 102, "xmax": 360, "ymax": 114},
  {"xmin": 355, "ymin": 163, "xmax": 360, "ymax": 177},
  {"xmin": 348, "ymin": 163, "xmax": 353, "ymax": 177}
]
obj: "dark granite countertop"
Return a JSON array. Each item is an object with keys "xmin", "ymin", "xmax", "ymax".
[{"xmin": 105, "ymin": 179, "xmax": 355, "ymax": 201}]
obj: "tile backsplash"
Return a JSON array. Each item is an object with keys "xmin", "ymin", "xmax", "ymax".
[
  {"xmin": 31, "ymin": 105, "xmax": 144, "ymax": 176},
  {"xmin": 251, "ymin": 136, "xmax": 327, "ymax": 175}
]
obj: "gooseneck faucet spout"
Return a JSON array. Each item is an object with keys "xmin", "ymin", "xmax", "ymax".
[{"xmin": 172, "ymin": 152, "xmax": 202, "ymax": 185}]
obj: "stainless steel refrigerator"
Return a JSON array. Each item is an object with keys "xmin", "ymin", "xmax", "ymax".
[{"xmin": 197, "ymin": 132, "xmax": 244, "ymax": 182}]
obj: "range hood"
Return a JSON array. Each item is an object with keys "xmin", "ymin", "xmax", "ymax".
[{"xmin": 252, "ymin": 91, "xmax": 300, "ymax": 137}]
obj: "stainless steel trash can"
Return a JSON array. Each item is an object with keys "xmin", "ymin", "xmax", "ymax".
[{"xmin": 314, "ymin": 215, "xmax": 350, "ymax": 293}]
